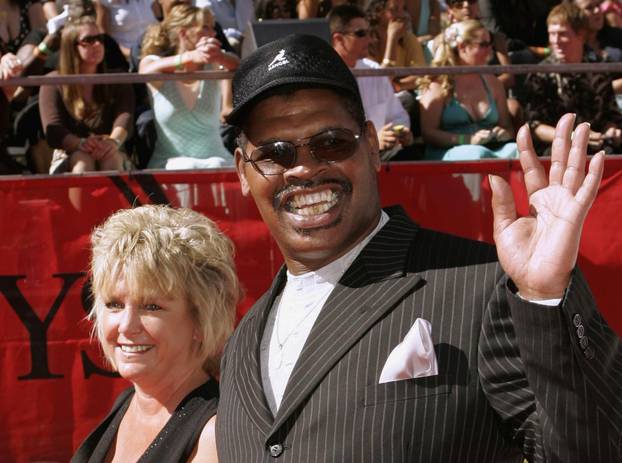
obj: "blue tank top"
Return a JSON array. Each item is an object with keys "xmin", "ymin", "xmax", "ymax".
[{"xmin": 440, "ymin": 76, "xmax": 499, "ymax": 134}]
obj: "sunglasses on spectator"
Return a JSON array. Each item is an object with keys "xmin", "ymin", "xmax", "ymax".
[
  {"xmin": 343, "ymin": 28, "xmax": 369, "ymax": 38},
  {"xmin": 447, "ymin": 0, "xmax": 477, "ymax": 6},
  {"xmin": 470, "ymin": 40, "xmax": 493, "ymax": 48},
  {"xmin": 76, "ymin": 34, "xmax": 105, "ymax": 46},
  {"xmin": 241, "ymin": 127, "xmax": 362, "ymax": 175}
]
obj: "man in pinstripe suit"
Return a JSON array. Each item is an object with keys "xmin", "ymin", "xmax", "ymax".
[{"xmin": 216, "ymin": 34, "xmax": 622, "ymax": 462}]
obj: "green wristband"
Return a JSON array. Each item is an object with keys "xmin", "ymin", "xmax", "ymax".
[
  {"xmin": 38, "ymin": 41, "xmax": 50, "ymax": 56},
  {"xmin": 457, "ymin": 134, "xmax": 466, "ymax": 145},
  {"xmin": 175, "ymin": 53, "xmax": 184, "ymax": 71}
]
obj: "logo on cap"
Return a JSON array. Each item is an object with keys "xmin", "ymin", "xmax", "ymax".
[{"xmin": 268, "ymin": 49, "xmax": 289, "ymax": 71}]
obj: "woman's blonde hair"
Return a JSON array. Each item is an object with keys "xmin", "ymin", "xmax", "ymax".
[
  {"xmin": 142, "ymin": 4, "xmax": 213, "ymax": 57},
  {"xmin": 89, "ymin": 205, "xmax": 242, "ymax": 378},
  {"xmin": 58, "ymin": 15, "xmax": 109, "ymax": 122},
  {"xmin": 418, "ymin": 19, "xmax": 487, "ymax": 97}
]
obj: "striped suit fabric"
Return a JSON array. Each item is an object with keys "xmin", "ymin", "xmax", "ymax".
[{"xmin": 216, "ymin": 206, "xmax": 622, "ymax": 462}]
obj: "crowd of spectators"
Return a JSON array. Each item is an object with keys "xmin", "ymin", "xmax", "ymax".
[{"xmin": 1, "ymin": 0, "xmax": 622, "ymax": 174}]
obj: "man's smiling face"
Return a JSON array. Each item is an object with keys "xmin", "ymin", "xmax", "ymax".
[{"xmin": 235, "ymin": 88, "xmax": 382, "ymax": 275}]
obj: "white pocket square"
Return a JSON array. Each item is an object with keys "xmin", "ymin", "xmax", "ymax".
[{"xmin": 378, "ymin": 318, "xmax": 438, "ymax": 384}]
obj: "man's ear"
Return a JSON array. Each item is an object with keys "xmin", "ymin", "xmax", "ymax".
[
  {"xmin": 331, "ymin": 32, "xmax": 343, "ymax": 49},
  {"xmin": 234, "ymin": 147, "xmax": 251, "ymax": 196},
  {"xmin": 364, "ymin": 120, "xmax": 381, "ymax": 172}
]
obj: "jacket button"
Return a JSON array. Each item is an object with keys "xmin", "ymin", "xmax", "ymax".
[
  {"xmin": 576, "ymin": 324, "xmax": 585, "ymax": 338},
  {"xmin": 573, "ymin": 313, "xmax": 582, "ymax": 327},
  {"xmin": 580, "ymin": 336, "xmax": 590, "ymax": 350},
  {"xmin": 584, "ymin": 346, "xmax": 595, "ymax": 360},
  {"xmin": 269, "ymin": 444, "xmax": 283, "ymax": 457}
]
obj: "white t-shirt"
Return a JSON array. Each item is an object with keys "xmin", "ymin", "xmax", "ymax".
[
  {"xmin": 355, "ymin": 58, "xmax": 410, "ymax": 132},
  {"xmin": 194, "ymin": 0, "xmax": 254, "ymax": 36},
  {"xmin": 99, "ymin": 0, "xmax": 156, "ymax": 50}
]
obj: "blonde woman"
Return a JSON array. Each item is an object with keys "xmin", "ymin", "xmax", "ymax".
[
  {"xmin": 139, "ymin": 4, "xmax": 239, "ymax": 170},
  {"xmin": 71, "ymin": 205, "xmax": 241, "ymax": 462},
  {"xmin": 418, "ymin": 19, "xmax": 517, "ymax": 160},
  {"xmin": 39, "ymin": 15, "xmax": 133, "ymax": 174}
]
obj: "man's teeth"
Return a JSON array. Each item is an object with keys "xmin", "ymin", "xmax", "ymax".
[
  {"xmin": 289, "ymin": 190, "xmax": 339, "ymax": 215},
  {"xmin": 120, "ymin": 345, "xmax": 152, "ymax": 353}
]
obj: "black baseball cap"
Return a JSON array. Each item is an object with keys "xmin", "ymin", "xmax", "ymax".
[{"xmin": 227, "ymin": 34, "xmax": 362, "ymax": 127}]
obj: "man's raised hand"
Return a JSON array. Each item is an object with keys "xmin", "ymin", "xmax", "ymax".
[{"xmin": 490, "ymin": 113, "xmax": 605, "ymax": 300}]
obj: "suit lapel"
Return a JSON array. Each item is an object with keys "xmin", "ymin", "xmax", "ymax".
[
  {"xmin": 269, "ymin": 207, "xmax": 424, "ymax": 436},
  {"xmin": 233, "ymin": 267, "xmax": 286, "ymax": 433}
]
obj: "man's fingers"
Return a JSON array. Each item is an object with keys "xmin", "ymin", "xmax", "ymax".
[
  {"xmin": 575, "ymin": 151, "xmax": 605, "ymax": 210},
  {"xmin": 549, "ymin": 113, "xmax": 576, "ymax": 185},
  {"xmin": 517, "ymin": 123, "xmax": 547, "ymax": 197},
  {"xmin": 489, "ymin": 174, "xmax": 517, "ymax": 240},
  {"xmin": 562, "ymin": 122, "xmax": 590, "ymax": 194}
]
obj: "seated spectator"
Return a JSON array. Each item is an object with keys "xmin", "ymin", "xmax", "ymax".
[
  {"xmin": 603, "ymin": 0, "xmax": 622, "ymax": 27},
  {"xmin": 1, "ymin": 0, "xmax": 129, "ymax": 174},
  {"xmin": 406, "ymin": 0, "xmax": 440, "ymax": 40},
  {"xmin": 297, "ymin": 0, "xmax": 330, "ymax": 19},
  {"xmin": 12, "ymin": 0, "xmax": 128, "ymax": 77},
  {"xmin": 139, "ymin": 4, "xmax": 238, "ymax": 169},
  {"xmin": 477, "ymin": 0, "xmax": 560, "ymax": 64},
  {"xmin": 418, "ymin": 19, "xmax": 517, "ymax": 160},
  {"xmin": 193, "ymin": 0, "xmax": 254, "ymax": 53},
  {"xmin": 433, "ymin": 0, "xmax": 523, "ymax": 129},
  {"xmin": 367, "ymin": 0, "xmax": 426, "ymax": 92},
  {"xmin": 0, "ymin": 0, "xmax": 46, "ymax": 55},
  {"xmin": 255, "ymin": 0, "xmax": 296, "ymax": 20},
  {"xmin": 434, "ymin": 0, "xmax": 513, "ymax": 89},
  {"xmin": 522, "ymin": 3, "xmax": 622, "ymax": 154},
  {"xmin": 39, "ymin": 15, "xmax": 134, "ymax": 174},
  {"xmin": 93, "ymin": 0, "xmax": 157, "ymax": 60},
  {"xmin": 567, "ymin": 0, "xmax": 622, "ymax": 61},
  {"xmin": 329, "ymin": 4, "xmax": 414, "ymax": 159},
  {"xmin": 566, "ymin": 0, "xmax": 622, "ymax": 96}
]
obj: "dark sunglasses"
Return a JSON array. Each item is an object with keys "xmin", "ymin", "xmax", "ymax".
[
  {"xmin": 470, "ymin": 40, "xmax": 492, "ymax": 48},
  {"xmin": 345, "ymin": 28, "xmax": 369, "ymax": 38},
  {"xmin": 76, "ymin": 34, "xmax": 105, "ymax": 46},
  {"xmin": 447, "ymin": 0, "xmax": 477, "ymax": 6},
  {"xmin": 242, "ymin": 127, "xmax": 363, "ymax": 176}
]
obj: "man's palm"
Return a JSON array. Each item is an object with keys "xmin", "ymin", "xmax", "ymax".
[{"xmin": 490, "ymin": 114, "xmax": 605, "ymax": 299}]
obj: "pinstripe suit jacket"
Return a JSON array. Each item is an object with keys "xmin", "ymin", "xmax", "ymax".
[{"xmin": 217, "ymin": 206, "xmax": 622, "ymax": 462}]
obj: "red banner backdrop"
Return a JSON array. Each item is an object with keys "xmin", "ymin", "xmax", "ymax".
[{"xmin": 0, "ymin": 159, "xmax": 620, "ymax": 462}]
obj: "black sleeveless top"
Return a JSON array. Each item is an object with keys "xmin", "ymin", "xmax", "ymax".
[{"xmin": 71, "ymin": 379, "xmax": 219, "ymax": 463}]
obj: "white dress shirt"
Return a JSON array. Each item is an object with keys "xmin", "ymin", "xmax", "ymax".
[{"xmin": 260, "ymin": 211, "xmax": 389, "ymax": 414}]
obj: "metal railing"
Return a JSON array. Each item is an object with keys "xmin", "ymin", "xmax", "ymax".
[{"xmin": 2, "ymin": 62, "xmax": 622, "ymax": 87}]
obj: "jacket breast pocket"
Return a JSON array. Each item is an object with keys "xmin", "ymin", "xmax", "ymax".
[{"xmin": 363, "ymin": 374, "xmax": 453, "ymax": 407}]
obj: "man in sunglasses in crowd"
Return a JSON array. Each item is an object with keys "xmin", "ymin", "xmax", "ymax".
[
  {"xmin": 328, "ymin": 4, "xmax": 415, "ymax": 160},
  {"xmin": 215, "ymin": 34, "xmax": 622, "ymax": 462}
]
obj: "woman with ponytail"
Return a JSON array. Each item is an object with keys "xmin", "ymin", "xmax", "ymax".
[
  {"xmin": 418, "ymin": 19, "xmax": 517, "ymax": 160},
  {"xmin": 139, "ymin": 4, "xmax": 238, "ymax": 170},
  {"xmin": 39, "ymin": 15, "xmax": 134, "ymax": 174}
]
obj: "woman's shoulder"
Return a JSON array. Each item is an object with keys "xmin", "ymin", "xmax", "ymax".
[
  {"xmin": 39, "ymin": 70, "xmax": 61, "ymax": 93},
  {"xmin": 187, "ymin": 415, "xmax": 218, "ymax": 463},
  {"xmin": 69, "ymin": 387, "xmax": 134, "ymax": 463}
]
